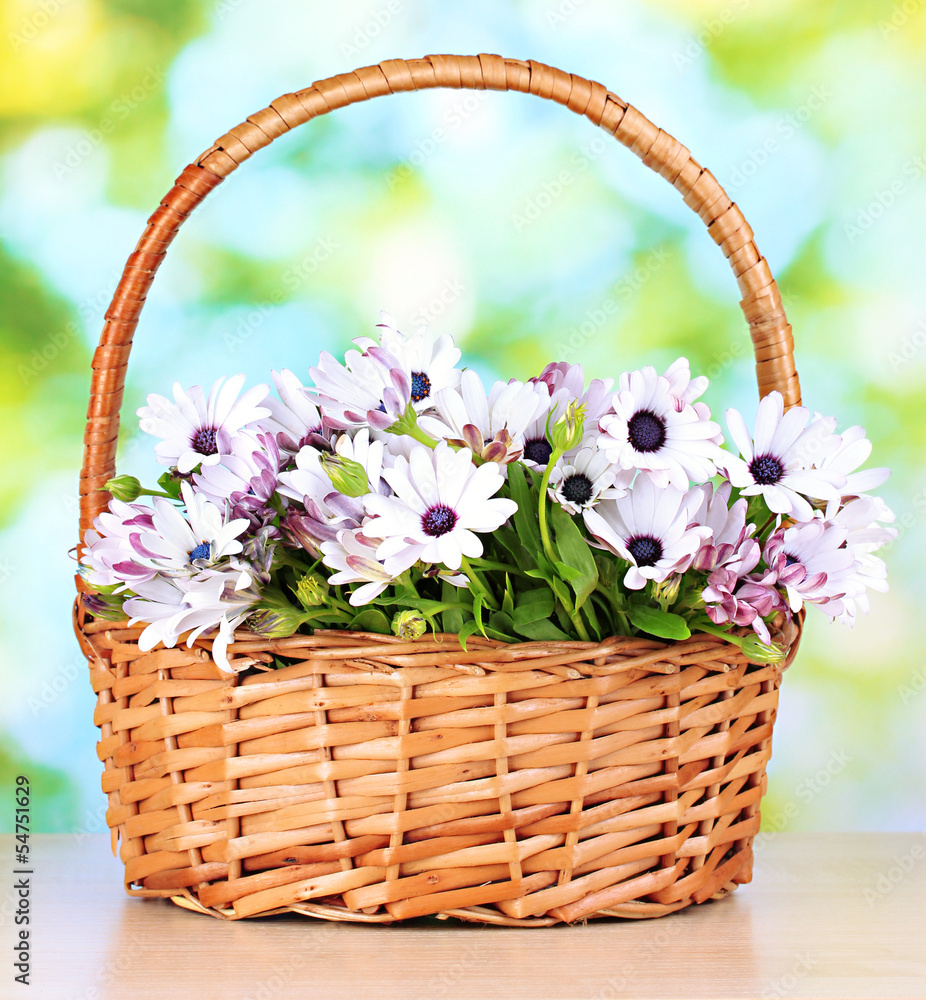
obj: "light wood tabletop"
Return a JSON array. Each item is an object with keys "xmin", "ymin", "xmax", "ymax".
[{"xmin": 3, "ymin": 832, "xmax": 924, "ymax": 999}]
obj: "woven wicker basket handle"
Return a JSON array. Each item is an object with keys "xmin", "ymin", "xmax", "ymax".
[{"xmin": 78, "ymin": 53, "xmax": 799, "ymax": 540}]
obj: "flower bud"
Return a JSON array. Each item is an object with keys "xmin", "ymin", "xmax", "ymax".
[
  {"xmin": 247, "ymin": 605, "xmax": 307, "ymax": 639},
  {"xmin": 82, "ymin": 592, "xmax": 127, "ymax": 621},
  {"xmin": 740, "ymin": 635, "xmax": 787, "ymax": 665},
  {"xmin": 320, "ymin": 453, "xmax": 370, "ymax": 498},
  {"xmin": 103, "ymin": 475, "xmax": 143, "ymax": 502},
  {"xmin": 549, "ymin": 401, "xmax": 586, "ymax": 454},
  {"xmin": 296, "ymin": 574, "xmax": 328, "ymax": 609},
  {"xmin": 391, "ymin": 610, "xmax": 427, "ymax": 640},
  {"xmin": 652, "ymin": 574, "xmax": 682, "ymax": 606}
]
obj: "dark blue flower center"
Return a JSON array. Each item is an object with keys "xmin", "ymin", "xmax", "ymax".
[
  {"xmin": 376, "ymin": 401, "xmax": 387, "ymax": 413},
  {"xmin": 421, "ymin": 504, "xmax": 458, "ymax": 537},
  {"xmin": 627, "ymin": 410, "xmax": 666, "ymax": 453},
  {"xmin": 561, "ymin": 473, "xmax": 594, "ymax": 505},
  {"xmin": 749, "ymin": 454, "xmax": 784, "ymax": 485},
  {"xmin": 191, "ymin": 426, "xmax": 218, "ymax": 456},
  {"xmin": 410, "ymin": 371, "xmax": 432, "ymax": 403},
  {"xmin": 783, "ymin": 552, "xmax": 799, "ymax": 566},
  {"xmin": 524, "ymin": 437, "xmax": 552, "ymax": 466},
  {"xmin": 627, "ymin": 535, "xmax": 663, "ymax": 567},
  {"xmin": 189, "ymin": 542, "xmax": 211, "ymax": 562}
]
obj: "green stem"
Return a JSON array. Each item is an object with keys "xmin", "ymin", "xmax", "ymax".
[
  {"xmin": 536, "ymin": 448, "xmax": 564, "ymax": 566},
  {"xmin": 460, "ymin": 557, "xmax": 499, "ymax": 610}
]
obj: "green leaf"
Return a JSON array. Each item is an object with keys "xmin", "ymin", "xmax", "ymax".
[
  {"xmin": 488, "ymin": 611, "xmax": 516, "ymax": 640},
  {"xmin": 502, "ymin": 576, "xmax": 515, "ymax": 618},
  {"xmin": 554, "ymin": 560, "xmax": 581, "ymax": 583},
  {"xmin": 511, "ymin": 588, "xmax": 555, "ymax": 627},
  {"xmin": 628, "ymin": 605, "xmax": 691, "ymax": 641},
  {"xmin": 472, "ymin": 591, "xmax": 489, "ymax": 638},
  {"xmin": 507, "ymin": 465, "xmax": 541, "ymax": 551},
  {"xmin": 457, "ymin": 619, "xmax": 481, "ymax": 651},
  {"xmin": 549, "ymin": 504, "xmax": 599, "ymax": 611},
  {"xmin": 157, "ymin": 472, "xmax": 182, "ymax": 500},
  {"xmin": 349, "ymin": 609, "xmax": 392, "ymax": 633},
  {"xmin": 440, "ymin": 582, "xmax": 464, "ymax": 634},
  {"xmin": 515, "ymin": 618, "xmax": 573, "ymax": 641}
]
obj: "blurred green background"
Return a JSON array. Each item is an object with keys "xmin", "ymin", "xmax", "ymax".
[{"xmin": 1, "ymin": 0, "xmax": 922, "ymax": 834}]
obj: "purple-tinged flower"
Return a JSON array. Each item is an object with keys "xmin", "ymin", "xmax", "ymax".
[
  {"xmin": 701, "ymin": 568, "xmax": 784, "ymax": 643},
  {"xmin": 363, "ymin": 441, "xmax": 518, "ymax": 573},
  {"xmin": 320, "ymin": 527, "xmax": 396, "ymax": 606},
  {"xmin": 583, "ymin": 476, "xmax": 711, "ymax": 590},
  {"xmin": 689, "ymin": 482, "xmax": 760, "ymax": 575},
  {"xmin": 721, "ymin": 392, "xmax": 844, "ymax": 521},
  {"xmin": 421, "ymin": 369, "xmax": 550, "ymax": 466},
  {"xmin": 597, "ymin": 362, "xmax": 724, "ymax": 489},
  {"xmin": 353, "ymin": 310, "xmax": 463, "ymax": 410},
  {"xmin": 763, "ymin": 520, "xmax": 857, "ymax": 618},
  {"xmin": 82, "ymin": 500, "xmax": 157, "ymax": 589},
  {"xmin": 264, "ymin": 369, "xmax": 327, "ymax": 455},
  {"xmin": 193, "ymin": 430, "xmax": 283, "ymax": 530},
  {"xmin": 307, "ymin": 344, "xmax": 411, "ymax": 432},
  {"xmin": 137, "ymin": 375, "xmax": 271, "ymax": 474},
  {"xmin": 532, "ymin": 361, "xmax": 615, "ymax": 431}
]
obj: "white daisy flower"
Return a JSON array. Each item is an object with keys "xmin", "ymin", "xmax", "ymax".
[
  {"xmin": 264, "ymin": 369, "xmax": 326, "ymax": 454},
  {"xmin": 823, "ymin": 496, "xmax": 897, "ymax": 625},
  {"xmin": 354, "ymin": 311, "xmax": 463, "ymax": 410},
  {"xmin": 308, "ymin": 344, "xmax": 411, "ymax": 431},
  {"xmin": 420, "ymin": 370, "xmax": 551, "ymax": 466},
  {"xmin": 662, "ymin": 357, "xmax": 710, "ymax": 413},
  {"xmin": 125, "ymin": 567, "xmax": 257, "ymax": 672},
  {"xmin": 763, "ymin": 520, "xmax": 857, "ymax": 617},
  {"xmin": 583, "ymin": 475, "xmax": 710, "ymax": 590},
  {"xmin": 813, "ymin": 423, "xmax": 890, "ymax": 497},
  {"xmin": 137, "ymin": 375, "xmax": 272, "ymax": 474},
  {"xmin": 597, "ymin": 362, "xmax": 724, "ymax": 489},
  {"xmin": 722, "ymin": 391, "xmax": 845, "ymax": 521},
  {"xmin": 363, "ymin": 441, "xmax": 518, "ymax": 572},
  {"xmin": 547, "ymin": 440, "xmax": 632, "ymax": 516},
  {"xmin": 128, "ymin": 483, "xmax": 250, "ymax": 578},
  {"xmin": 320, "ymin": 527, "xmax": 396, "ymax": 606}
]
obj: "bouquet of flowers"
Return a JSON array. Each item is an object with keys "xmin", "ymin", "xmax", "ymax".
[{"xmin": 80, "ymin": 312, "xmax": 896, "ymax": 673}]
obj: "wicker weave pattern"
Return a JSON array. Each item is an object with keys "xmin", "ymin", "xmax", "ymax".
[{"xmin": 75, "ymin": 614, "xmax": 800, "ymax": 924}]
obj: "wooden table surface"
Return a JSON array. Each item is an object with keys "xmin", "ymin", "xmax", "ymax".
[{"xmin": 3, "ymin": 832, "xmax": 924, "ymax": 1000}]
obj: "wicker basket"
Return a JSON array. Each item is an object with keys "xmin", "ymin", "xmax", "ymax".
[{"xmin": 75, "ymin": 54, "xmax": 805, "ymax": 925}]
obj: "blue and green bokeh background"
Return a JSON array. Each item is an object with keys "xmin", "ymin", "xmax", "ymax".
[{"xmin": 1, "ymin": 0, "xmax": 923, "ymax": 833}]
